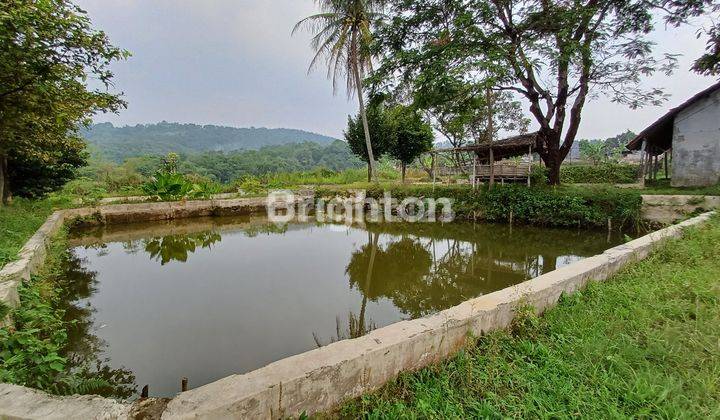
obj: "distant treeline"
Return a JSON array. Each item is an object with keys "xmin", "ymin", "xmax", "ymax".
[
  {"xmin": 89, "ymin": 141, "xmax": 363, "ymax": 184},
  {"xmin": 82, "ymin": 122, "xmax": 339, "ymax": 162}
]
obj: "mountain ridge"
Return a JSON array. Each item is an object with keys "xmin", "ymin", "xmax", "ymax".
[{"xmin": 82, "ymin": 122, "xmax": 340, "ymax": 162}]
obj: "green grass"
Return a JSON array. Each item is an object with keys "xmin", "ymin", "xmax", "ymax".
[
  {"xmin": 0, "ymin": 199, "xmax": 57, "ymax": 267},
  {"xmin": 640, "ymin": 179, "xmax": 720, "ymax": 196},
  {"xmin": 339, "ymin": 215, "xmax": 720, "ymax": 419}
]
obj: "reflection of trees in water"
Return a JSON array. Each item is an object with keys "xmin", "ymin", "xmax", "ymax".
[
  {"xmin": 242, "ymin": 223, "xmax": 289, "ymax": 238},
  {"xmin": 345, "ymin": 226, "xmax": 577, "ymax": 319},
  {"xmin": 142, "ymin": 231, "xmax": 222, "ymax": 265},
  {"xmin": 56, "ymin": 251, "xmax": 136, "ymax": 398}
]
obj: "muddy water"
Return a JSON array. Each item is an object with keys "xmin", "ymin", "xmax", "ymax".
[{"xmin": 63, "ymin": 215, "xmax": 625, "ymax": 397}]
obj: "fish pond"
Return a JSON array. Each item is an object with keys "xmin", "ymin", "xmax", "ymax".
[{"xmin": 62, "ymin": 215, "xmax": 627, "ymax": 397}]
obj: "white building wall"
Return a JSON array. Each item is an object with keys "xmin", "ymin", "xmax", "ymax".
[{"xmin": 672, "ymin": 89, "xmax": 720, "ymax": 187}]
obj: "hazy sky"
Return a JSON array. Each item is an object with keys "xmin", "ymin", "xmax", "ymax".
[{"xmin": 77, "ymin": 0, "xmax": 717, "ymax": 140}]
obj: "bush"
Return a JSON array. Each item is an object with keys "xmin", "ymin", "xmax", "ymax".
[
  {"xmin": 561, "ymin": 163, "xmax": 639, "ymax": 184},
  {"xmin": 316, "ymin": 184, "xmax": 643, "ymax": 230},
  {"xmin": 141, "ymin": 172, "xmax": 220, "ymax": 201}
]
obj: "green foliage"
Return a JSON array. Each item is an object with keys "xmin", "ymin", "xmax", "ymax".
[
  {"xmin": 0, "ymin": 198, "xmax": 55, "ymax": 266},
  {"xmin": 371, "ymin": 0, "xmax": 685, "ymax": 184},
  {"xmin": 0, "ymin": 0, "xmax": 128, "ymax": 202},
  {"xmin": 561, "ymin": 163, "xmax": 640, "ymax": 184},
  {"xmin": 341, "ymin": 216, "xmax": 720, "ymax": 418},
  {"xmin": 0, "ymin": 282, "xmax": 69, "ymax": 390},
  {"xmin": 145, "ymin": 141, "xmax": 362, "ymax": 184},
  {"xmin": 141, "ymin": 171, "xmax": 220, "ymax": 201},
  {"xmin": 0, "ymin": 232, "xmax": 135, "ymax": 398},
  {"xmin": 386, "ymin": 105, "xmax": 434, "ymax": 178},
  {"xmin": 82, "ymin": 122, "xmax": 338, "ymax": 162},
  {"xmin": 317, "ymin": 184, "xmax": 643, "ymax": 229},
  {"xmin": 345, "ymin": 102, "xmax": 394, "ymax": 164}
]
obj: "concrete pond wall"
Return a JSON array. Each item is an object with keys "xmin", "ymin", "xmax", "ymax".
[{"xmin": 0, "ymin": 196, "xmax": 716, "ymax": 419}]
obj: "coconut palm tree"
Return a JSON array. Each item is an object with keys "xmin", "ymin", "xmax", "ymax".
[{"xmin": 293, "ymin": 0, "xmax": 381, "ymax": 182}]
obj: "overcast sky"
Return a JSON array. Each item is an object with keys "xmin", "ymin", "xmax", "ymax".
[{"xmin": 76, "ymin": 0, "xmax": 717, "ymax": 140}]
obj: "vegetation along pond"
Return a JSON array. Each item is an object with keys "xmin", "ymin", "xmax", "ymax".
[{"xmin": 63, "ymin": 215, "xmax": 627, "ymax": 397}]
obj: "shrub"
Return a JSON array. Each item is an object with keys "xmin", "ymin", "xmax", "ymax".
[
  {"xmin": 316, "ymin": 184, "xmax": 643, "ymax": 229},
  {"xmin": 561, "ymin": 163, "xmax": 639, "ymax": 184}
]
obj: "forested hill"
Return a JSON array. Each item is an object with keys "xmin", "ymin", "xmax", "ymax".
[{"xmin": 82, "ymin": 122, "xmax": 339, "ymax": 162}]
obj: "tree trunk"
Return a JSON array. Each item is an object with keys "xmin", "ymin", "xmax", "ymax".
[
  {"xmin": 0, "ymin": 154, "xmax": 7, "ymax": 206},
  {"xmin": 352, "ymin": 61, "xmax": 377, "ymax": 183},
  {"xmin": 545, "ymin": 151, "xmax": 562, "ymax": 185},
  {"xmin": 401, "ymin": 163, "xmax": 406, "ymax": 183},
  {"xmin": 367, "ymin": 163, "xmax": 371, "ymax": 182}
]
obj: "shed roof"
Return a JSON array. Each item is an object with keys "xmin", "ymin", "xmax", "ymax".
[
  {"xmin": 431, "ymin": 132, "xmax": 537, "ymax": 161},
  {"xmin": 626, "ymin": 81, "xmax": 720, "ymax": 155}
]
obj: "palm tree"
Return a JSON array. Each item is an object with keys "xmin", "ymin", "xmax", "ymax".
[{"xmin": 293, "ymin": 0, "xmax": 381, "ymax": 182}]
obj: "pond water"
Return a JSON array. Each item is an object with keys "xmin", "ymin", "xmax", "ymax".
[{"xmin": 62, "ymin": 215, "xmax": 626, "ymax": 397}]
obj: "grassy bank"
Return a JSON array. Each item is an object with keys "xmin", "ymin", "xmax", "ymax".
[
  {"xmin": 339, "ymin": 214, "xmax": 720, "ymax": 418},
  {"xmin": 0, "ymin": 199, "xmax": 57, "ymax": 267},
  {"xmin": 317, "ymin": 184, "xmax": 644, "ymax": 230}
]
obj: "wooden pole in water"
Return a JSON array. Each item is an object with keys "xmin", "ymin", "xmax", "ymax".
[{"xmin": 182, "ymin": 377, "xmax": 188, "ymax": 392}]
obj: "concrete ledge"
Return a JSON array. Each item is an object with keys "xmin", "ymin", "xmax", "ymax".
[
  {"xmin": 642, "ymin": 194, "xmax": 720, "ymax": 224},
  {"xmin": 0, "ymin": 200, "xmax": 714, "ymax": 419}
]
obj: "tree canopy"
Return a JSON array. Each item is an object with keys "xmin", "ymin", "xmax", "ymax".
[
  {"xmin": 0, "ymin": 0, "xmax": 128, "ymax": 202},
  {"xmin": 370, "ymin": 0, "xmax": 716, "ymax": 184},
  {"xmin": 386, "ymin": 105, "xmax": 434, "ymax": 182}
]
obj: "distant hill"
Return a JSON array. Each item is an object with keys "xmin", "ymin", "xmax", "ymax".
[{"xmin": 81, "ymin": 122, "xmax": 339, "ymax": 162}]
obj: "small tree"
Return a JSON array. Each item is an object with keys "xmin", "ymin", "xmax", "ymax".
[
  {"xmin": 345, "ymin": 101, "xmax": 393, "ymax": 181},
  {"xmin": 387, "ymin": 106, "xmax": 434, "ymax": 183},
  {"xmin": 579, "ymin": 141, "xmax": 607, "ymax": 166}
]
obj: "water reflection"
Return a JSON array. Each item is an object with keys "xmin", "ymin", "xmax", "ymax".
[
  {"xmin": 57, "ymin": 252, "xmax": 136, "ymax": 398},
  {"xmin": 64, "ymin": 216, "xmax": 624, "ymax": 397},
  {"xmin": 144, "ymin": 232, "xmax": 222, "ymax": 265}
]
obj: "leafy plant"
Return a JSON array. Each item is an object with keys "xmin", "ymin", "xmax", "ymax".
[{"xmin": 141, "ymin": 171, "xmax": 193, "ymax": 201}]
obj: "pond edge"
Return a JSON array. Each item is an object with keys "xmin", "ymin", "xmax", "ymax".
[{"xmin": 0, "ymin": 198, "xmax": 715, "ymax": 419}]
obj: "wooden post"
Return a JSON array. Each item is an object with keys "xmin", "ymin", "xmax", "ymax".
[
  {"xmin": 653, "ymin": 154, "xmax": 658, "ymax": 180},
  {"xmin": 639, "ymin": 140, "xmax": 647, "ymax": 186},
  {"xmin": 527, "ymin": 144, "xmax": 532, "ymax": 186},
  {"xmin": 472, "ymin": 154, "xmax": 477, "ymax": 189},
  {"xmin": 664, "ymin": 151, "xmax": 669, "ymax": 180},
  {"xmin": 182, "ymin": 377, "xmax": 188, "ymax": 392},
  {"xmin": 486, "ymin": 87, "xmax": 495, "ymax": 188},
  {"xmin": 489, "ymin": 147, "xmax": 495, "ymax": 188},
  {"xmin": 431, "ymin": 153, "xmax": 436, "ymax": 191}
]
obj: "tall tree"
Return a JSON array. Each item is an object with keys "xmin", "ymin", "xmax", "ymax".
[
  {"xmin": 294, "ymin": 0, "xmax": 383, "ymax": 182},
  {"xmin": 345, "ymin": 99, "xmax": 393, "ymax": 180},
  {"xmin": 0, "ymin": 0, "xmax": 127, "ymax": 204},
  {"xmin": 372, "ymin": 0, "xmax": 693, "ymax": 184},
  {"xmin": 386, "ymin": 105, "xmax": 434, "ymax": 183}
]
